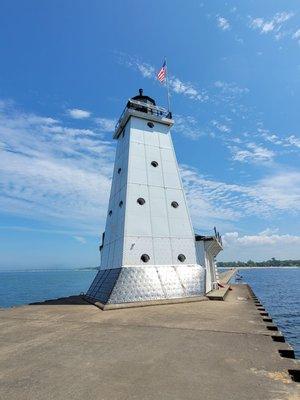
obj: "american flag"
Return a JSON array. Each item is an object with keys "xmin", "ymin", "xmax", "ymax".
[{"xmin": 157, "ymin": 60, "xmax": 166, "ymax": 83}]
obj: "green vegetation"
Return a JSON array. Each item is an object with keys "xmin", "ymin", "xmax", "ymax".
[{"xmin": 217, "ymin": 257, "xmax": 300, "ymax": 268}]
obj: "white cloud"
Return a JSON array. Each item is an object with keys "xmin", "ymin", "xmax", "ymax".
[
  {"xmin": 230, "ymin": 142, "xmax": 275, "ymax": 163},
  {"xmin": 222, "ymin": 231, "xmax": 300, "ymax": 247},
  {"xmin": 220, "ymin": 230, "xmax": 300, "ymax": 261},
  {"xmin": 292, "ymin": 29, "xmax": 300, "ymax": 39},
  {"xmin": 180, "ymin": 165, "xmax": 300, "ymax": 232},
  {"xmin": 257, "ymin": 127, "xmax": 300, "ymax": 150},
  {"xmin": 174, "ymin": 115, "xmax": 204, "ymax": 140},
  {"xmin": 0, "ymin": 102, "xmax": 115, "ymax": 233},
  {"xmin": 292, "ymin": 28, "xmax": 300, "ymax": 44},
  {"xmin": 286, "ymin": 135, "xmax": 300, "ymax": 148},
  {"xmin": 117, "ymin": 53, "xmax": 208, "ymax": 102},
  {"xmin": 249, "ymin": 11, "xmax": 294, "ymax": 39},
  {"xmin": 214, "ymin": 81, "xmax": 249, "ymax": 95},
  {"xmin": 217, "ymin": 17, "xmax": 230, "ymax": 31},
  {"xmin": 211, "ymin": 120, "xmax": 231, "ymax": 133},
  {"xmin": 137, "ymin": 63, "xmax": 155, "ymax": 78},
  {"xmin": 73, "ymin": 236, "xmax": 87, "ymax": 244},
  {"xmin": 68, "ymin": 108, "xmax": 91, "ymax": 119},
  {"xmin": 95, "ymin": 117, "xmax": 116, "ymax": 132}
]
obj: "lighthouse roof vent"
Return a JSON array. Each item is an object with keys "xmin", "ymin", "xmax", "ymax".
[{"xmin": 131, "ymin": 88, "xmax": 156, "ymax": 106}]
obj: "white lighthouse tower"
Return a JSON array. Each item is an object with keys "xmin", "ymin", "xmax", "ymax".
[{"xmin": 86, "ymin": 90, "xmax": 222, "ymax": 308}]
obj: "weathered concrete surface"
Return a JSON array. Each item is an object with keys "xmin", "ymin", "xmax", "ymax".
[
  {"xmin": 206, "ymin": 284, "xmax": 230, "ymax": 300},
  {"xmin": 219, "ymin": 268, "xmax": 237, "ymax": 284},
  {"xmin": 0, "ymin": 284, "xmax": 298, "ymax": 400}
]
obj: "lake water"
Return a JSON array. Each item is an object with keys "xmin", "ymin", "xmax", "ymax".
[
  {"xmin": 0, "ymin": 267, "xmax": 299, "ymax": 358},
  {"xmin": 232, "ymin": 267, "xmax": 300, "ymax": 358}
]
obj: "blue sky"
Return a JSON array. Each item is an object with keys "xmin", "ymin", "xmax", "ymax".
[{"xmin": 0, "ymin": 0, "xmax": 300, "ymax": 269}]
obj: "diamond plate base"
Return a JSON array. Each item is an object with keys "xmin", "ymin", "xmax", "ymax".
[{"xmin": 86, "ymin": 265, "xmax": 205, "ymax": 305}]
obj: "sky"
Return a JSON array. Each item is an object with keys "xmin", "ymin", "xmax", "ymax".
[{"xmin": 0, "ymin": 0, "xmax": 300, "ymax": 270}]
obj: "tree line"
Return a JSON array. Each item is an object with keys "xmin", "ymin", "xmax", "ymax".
[{"xmin": 217, "ymin": 257, "xmax": 300, "ymax": 268}]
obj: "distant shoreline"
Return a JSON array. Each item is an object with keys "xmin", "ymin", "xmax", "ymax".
[{"xmin": 219, "ymin": 266, "xmax": 300, "ymax": 269}]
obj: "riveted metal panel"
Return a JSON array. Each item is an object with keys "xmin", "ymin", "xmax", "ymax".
[
  {"xmin": 87, "ymin": 265, "xmax": 205, "ymax": 305},
  {"xmin": 176, "ymin": 265, "xmax": 205, "ymax": 296},
  {"xmin": 157, "ymin": 266, "xmax": 185, "ymax": 298},
  {"xmin": 108, "ymin": 267, "xmax": 165, "ymax": 303}
]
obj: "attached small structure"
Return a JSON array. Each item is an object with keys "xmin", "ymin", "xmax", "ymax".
[{"xmin": 86, "ymin": 90, "xmax": 222, "ymax": 308}]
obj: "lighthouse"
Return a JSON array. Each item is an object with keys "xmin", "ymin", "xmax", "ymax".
[{"xmin": 86, "ymin": 90, "xmax": 222, "ymax": 308}]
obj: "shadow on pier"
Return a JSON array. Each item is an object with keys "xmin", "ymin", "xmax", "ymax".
[{"xmin": 29, "ymin": 295, "xmax": 89, "ymax": 306}]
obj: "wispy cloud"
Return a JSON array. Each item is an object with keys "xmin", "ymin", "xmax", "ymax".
[
  {"xmin": 117, "ymin": 53, "xmax": 208, "ymax": 102},
  {"xmin": 214, "ymin": 81, "xmax": 249, "ymax": 96},
  {"xmin": 0, "ymin": 100, "xmax": 114, "ymax": 233},
  {"xmin": 73, "ymin": 236, "xmax": 87, "ymax": 244},
  {"xmin": 292, "ymin": 28, "xmax": 300, "ymax": 44},
  {"xmin": 95, "ymin": 117, "xmax": 116, "ymax": 132},
  {"xmin": 67, "ymin": 108, "xmax": 91, "ymax": 119},
  {"xmin": 221, "ymin": 230, "xmax": 300, "ymax": 260},
  {"xmin": 217, "ymin": 17, "xmax": 230, "ymax": 31},
  {"xmin": 181, "ymin": 165, "xmax": 300, "ymax": 231},
  {"xmin": 211, "ymin": 120, "xmax": 231, "ymax": 133},
  {"xmin": 230, "ymin": 142, "xmax": 275, "ymax": 164},
  {"xmin": 255, "ymin": 127, "xmax": 300, "ymax": 151},
  {"xmin": 223, "ymin": 230, "xmax": 300, "ymax": 247},
  {"xmin": 249, "ymin": 11, "xmax": 294, "ymax": 40},
  {"xmin": 174, "ymin": 115, "xmax": 206, "ymax": 140},
  {"xmin": 169, "ymin": 78, "xmax": 208, "ymax": 101}
]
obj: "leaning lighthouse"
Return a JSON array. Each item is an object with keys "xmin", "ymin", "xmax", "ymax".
[{"xmin": 86, "ymin": 89, "xmax": 222, "ymax": 308}]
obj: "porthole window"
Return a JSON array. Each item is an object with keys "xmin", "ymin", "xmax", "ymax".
[
  {"xmin": 137, "ymin": 197, "xmax": 146, "ymax": 205},
  {"xmin": 117, "ymin": 168, "xmax": 121, "ymax": 174},
  {"xmin": 119, "ymin": 201, "xmax": 123, "ymax": 207},
  {"xmin": 108, "ymin": 210, "xmax": 112, "ymax": 216},
  {"xmin": 147, "ymin": 122, "xmax": 154, "ymax": 128},
  {"xmin": 178, "ymin": 254, "xmax": 186, "ymax": 262},
  {"xmin": 171, "ymin": 201, "xmax": 179, "ymax": 208},
  {"xmin": 141, "ymin": 254, "xmax": 150, "ymax": 263},
  {"xmin": 151, "ymin": 161, "xmax": 158, "ymax": 167}
]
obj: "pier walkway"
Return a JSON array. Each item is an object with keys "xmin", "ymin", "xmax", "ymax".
[{"xmin": 0, "ymin": 284, "xmax": 298, "ymax": 399}]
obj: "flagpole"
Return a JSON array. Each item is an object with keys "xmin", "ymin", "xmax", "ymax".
[{"xmin": 165, "ymin": 57, "xmax": 171, "ymax": 114}]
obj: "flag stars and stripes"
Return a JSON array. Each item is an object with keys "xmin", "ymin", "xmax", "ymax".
[{"xmin": 157, "ymin": 60, "xmax": 166, "ymax": 83}]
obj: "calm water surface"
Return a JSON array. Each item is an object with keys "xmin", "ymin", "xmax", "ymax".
[
  {"xmin": 233, "ymin": 267, "xmax": 300, "ymax": 358},
  {"xmin": 0, "ymin": 269, "xmax": 95, "ymax": 308},
  {"xmin": 0, "ymin": 267, "xmax": 299, "ymax": 357}
]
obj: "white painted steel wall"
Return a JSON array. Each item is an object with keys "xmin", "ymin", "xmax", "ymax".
[
  {"xmin": 195, "ymin": 240, "xmax": 220, "ymax": 293},
  {"xmin": 100, "ymin": 115, "xmax": 197, "ymax": 270}
]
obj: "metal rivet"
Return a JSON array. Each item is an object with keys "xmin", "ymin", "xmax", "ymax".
[
  {"xmin": 171, "ymin": 201, "xmax": 179, "ymax": 208},
  {"xmin": 117, "ymin": 168, "xmax": 121, "ymax": 174},
  {"xmin": 137, "ymin": 197, "xmax": 146, "ymax": 205},
  {"xmin": 147, "ymin": 122, "xmax": 154, "ymax": 128},
  {"xmin": 119, "ymin": 201, "xmax": 123, "ymax": 207},
  {"xmin": 108, "ymin": 210, "xmax": 112, "ymax": 216},
  {"xmin": 151, "ymin": 161, "xmax": 158, "ymax": 167}
]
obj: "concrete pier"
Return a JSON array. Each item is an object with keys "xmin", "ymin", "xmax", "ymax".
[{"xmin": 0, "ymin": 284, "xmax": 298, "ymax": 400}]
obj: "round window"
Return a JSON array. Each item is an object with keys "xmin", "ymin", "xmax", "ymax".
[
  {"xmin": 178, "ymin": 254, "xmax": 186, "ymax": 262},
  {"xmin": 151, "ymin": 161, "xmax": 158, "ymax": 167},
  {"xmin": 141, "ymin": 254, "xmax": 150, "ymax": 263},
  {"xmin": 171, "ymin": 201, "xmax": 179, "ymax": 208},
  {"xmin": 137, "ymin": 197, "xmax": 146, "ymax": 205},
  {"xmin": 147, "ymin": 122, "xmax": 154, "ymax": 128}
]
